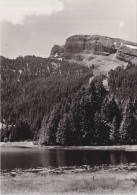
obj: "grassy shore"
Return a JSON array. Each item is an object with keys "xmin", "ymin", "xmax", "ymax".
[{"xmin": 1, "ymin": 167, "xmax": 137, "ymax": 194}]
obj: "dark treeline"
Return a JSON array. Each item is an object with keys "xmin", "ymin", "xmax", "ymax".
[
  {"xmin": 39, "ymin": 77, "xmax": 137, "ymax": 146},
  {"xmin": 1, "ymin": 55, "xmax": 137, "ymax": 145}
]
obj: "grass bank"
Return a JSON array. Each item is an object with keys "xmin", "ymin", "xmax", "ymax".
[{"xmin": 1, "ymin": 168, "xmax": 137, "ymax": 194}]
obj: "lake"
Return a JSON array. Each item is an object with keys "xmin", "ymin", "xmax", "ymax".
[{"xmin": 1, "ymin": 146, "xmax": 137, "ymax": 171}]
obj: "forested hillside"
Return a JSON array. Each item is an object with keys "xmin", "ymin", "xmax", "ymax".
[
  {"xmin": 1, "ymin": 55, "xmax": 137, "ymax": 145},
  {"xmin": 1, "ymin": 56, "xmax": 93, "ymax": 141},
  {"xmin": 108, "ymin": 63, "xmax": 137, "ymax": 100},
  {"xmin": 39, "ymin": 73, "xmax": 137, "ymax": 146}
]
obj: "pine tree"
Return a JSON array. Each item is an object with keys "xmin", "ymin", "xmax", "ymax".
[
  {"xmin": 96, "ymin": 80, "xmax": 107, "ymax": 108},
  {"xmin": 79, "ymin": 96, "xmax": 90, "ymax": 145},
  {"xmin": 69, "ymin": 91, "xmax": 84, "ymax": 145},
  {"xmin": 56, "ymin": 114, "xmax": 70, "ymax": 145},
  {"xmin": 40, "ymin": 104, "xmax": 61, "ymax": 145},
  {"xmin": 109, "ymin": 116, "xmax": 119, "ymax": 145},
  {"xmin": 94, "ymin": 112, "xmax": 110, "ymax": 145},
  {"xmin": 101, "ymin": 96, "xmax": 122, "ymax": 126},
  {"xmin": 119, "ymin": 99, "xmax": 137, "ymax": 144}
]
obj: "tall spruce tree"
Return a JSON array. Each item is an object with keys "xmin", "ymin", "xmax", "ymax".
[
  {"xmin": 79, "ymin": 95, "xmax": 91, "ymax": 145},
  {"xmin": 56, "ymin": 113, "xmax": 70, "ymax": 145},
  {"xmin": 94, "ymin": 112, "xmax": 110, "ymax": 145},
  {"xmin": 40, "ymin": 104, "xmax": 61, "ymax": 145},
  {"xmin": 119, "ymin": 99, "xmax": 137, "ymax": 144},
  {"xmin": 109, "ymin": 116, "xmax": 119, "ymax": 145}
]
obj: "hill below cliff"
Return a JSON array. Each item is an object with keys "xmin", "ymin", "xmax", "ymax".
[{"xmin": 1, "ymin": 35, "xmax": 137, "ymax": 145}]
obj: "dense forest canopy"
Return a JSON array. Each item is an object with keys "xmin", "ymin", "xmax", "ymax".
[
  {"xmin": 108, "ymin": 63, "xmax": 137, "ymax": 100},
  {"xmin": 1, "ymin": 56, "xmax": 93, "ymax": 140},
  {"xmin": 1, "ymin": 55, "xmax": 137, "ymax": 145}
]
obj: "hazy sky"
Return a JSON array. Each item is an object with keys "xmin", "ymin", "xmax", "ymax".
[{"xmin": 0, "ymin": 0, "xmax": 136, "ymax": 59}]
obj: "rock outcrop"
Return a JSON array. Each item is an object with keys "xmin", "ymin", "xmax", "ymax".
[
  {"xmin": 50, "ymin": 35, "xmax": 137, "ymax": 69},
  {"xmin": 50, "ymin": 45, "xmax": 64, "ymax": 57},
  {"xmin": 64, "ymin": 35, "xmax": 117, "ymax": 55}
]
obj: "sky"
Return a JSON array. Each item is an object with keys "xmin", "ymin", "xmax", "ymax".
[{"xmin": 0, "ymin": 0, "xmax": 136, "ymax": 59}]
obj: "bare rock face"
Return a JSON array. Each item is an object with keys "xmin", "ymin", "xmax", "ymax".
[
  {"xmin": 50, "ymin": 35, "xmax": 137, "ymax": 64},
  {"xmin": 50, "ymin": 45, "xmax": 64, "ymax": 57},
  {"xmin": 64, "ymin": 35, "xmax": 117, "ymax": 55},
  {"xmin": 65, "ymin": 35, "xmax": 87, "ymax": 53}
]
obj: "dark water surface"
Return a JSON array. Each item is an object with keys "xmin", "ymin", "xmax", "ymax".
[{"xmin": 1, "ymin": 147, "xmax": 137, "ymax": 171}]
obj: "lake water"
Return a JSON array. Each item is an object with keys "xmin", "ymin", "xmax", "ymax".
[{"xmin": 1, "ymin": 147, "xmax": 137, "ymax": 171}]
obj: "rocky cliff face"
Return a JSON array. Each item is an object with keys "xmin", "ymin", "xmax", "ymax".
[
  {"xmin": 50, "ymin": 35, "xmax": 137, "ymax": 59},
  {"xmin": 64, "ymin": 35, "xmax": 117, "ymax": 55},
  {"xmin": 50, "ymin": 35, "xmax": 137, "ymax": 74}
]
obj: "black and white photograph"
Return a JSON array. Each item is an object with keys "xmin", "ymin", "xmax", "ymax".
[{"xmin": 0, "ymin": 0, "xmax": 137, "ymax": 194}]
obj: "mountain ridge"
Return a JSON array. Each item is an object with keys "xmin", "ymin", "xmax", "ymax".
[{"xmin": 50, "ymin": 35, "xmax": 137, "ymax": 75}]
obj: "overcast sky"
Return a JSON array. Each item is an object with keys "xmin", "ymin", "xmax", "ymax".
[{"xmin": 0, "ymin": 0, "xmax": 136, "ymax": 59}]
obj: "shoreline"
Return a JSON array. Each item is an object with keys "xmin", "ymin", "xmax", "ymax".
[
  {"xmin": 1, "ymin": 163, "xmax": 137, "ymax": 175},
  {"xmin": 1, "ymin": 142, "xmax": 137, "ymax": 151}
]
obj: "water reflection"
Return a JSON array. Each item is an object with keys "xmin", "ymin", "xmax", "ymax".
[{"xmin": 1, "ymin": 148, "xmax": 137, "ymax": 171}]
